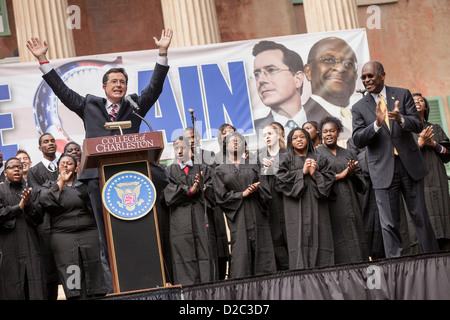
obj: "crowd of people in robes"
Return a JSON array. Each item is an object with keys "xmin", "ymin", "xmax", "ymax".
[{"xmin": 1, "ymin": 93, "xmax": 450, "ymax": 299}]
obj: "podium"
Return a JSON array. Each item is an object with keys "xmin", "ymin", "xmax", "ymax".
[{"xmin": 80, "ymin": 131, "xmax": 166, "ymax": 294}]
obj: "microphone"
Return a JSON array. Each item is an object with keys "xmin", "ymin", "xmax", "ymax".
[
  {"xmin": 127, "ymin": 95, "xmax": 153, "ymax": 132},
  {"xmin": 125, "ymin": 95, "xmax": 140, "ymax": 112}
]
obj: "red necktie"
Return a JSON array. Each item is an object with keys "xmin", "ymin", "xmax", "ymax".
[{"xmin": 109, "ymin": 104, "xmax": 118, "ymax": 121}]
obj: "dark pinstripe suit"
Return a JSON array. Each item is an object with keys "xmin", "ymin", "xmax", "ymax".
[
  {"xmin": 352, "ymin": 86, "xmax": 439, "ymax": 257},
  {"xmin": 41, "ymin": 62, "xmax": 169, "ymax": 275}
]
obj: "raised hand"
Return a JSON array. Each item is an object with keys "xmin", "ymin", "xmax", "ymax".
[
  {"xmin": 26, "ymin": 37, "xmax": 49, "ymax": 62},
  {"xmin": 388, "ymin": 100, "xmax": 402, "ymax": 123},
  {"xmin": 153, "ymin": 29, "xmax": 173, "ymax": 51}
]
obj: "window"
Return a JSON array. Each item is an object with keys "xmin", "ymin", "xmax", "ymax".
[{"xmin": 0, "ymin": 0, "xmax": 11, "ymax": 37}]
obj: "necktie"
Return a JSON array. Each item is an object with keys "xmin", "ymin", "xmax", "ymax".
[
  {"xmin": 378, "ymin": 94, "xmax": 398, "ymax": 155},
  {"xmin": 109, "ymin": 104, "xmax": 118, "ymax": 121},
  {"xmin": 340, "ymin": 107, "xmax": 352, "ymax": 132},
  {"xmin": 286, "ymin": 120, "xmax": 298, "ymax": 131},
  {"xmin": 179, "ymin": 160, "xmax": 193, "ymax": 169},
  {"xmin": 48, "ymin": 163, "xmax": 56, "ymax": 172}
]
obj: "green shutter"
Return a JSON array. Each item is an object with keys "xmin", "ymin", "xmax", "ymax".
[{"xmin": 426, "ymin": 96, "xmax": 450, "ymax": 182}]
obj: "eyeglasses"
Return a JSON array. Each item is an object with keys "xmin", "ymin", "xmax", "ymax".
[
  {"xmin": 360, "ymin": 73, "xmax": 376, "ymax": 81},
  {"xmin": 6, "ymin": 165, "xmax": 23, "ymax": 170},
  {"xmin": 312, "ymin": 57, "xmax": 357, "ymax": 71},
  {"xmin": 253, "ymin": 66, "xmax": 291, "ymax": 81}
]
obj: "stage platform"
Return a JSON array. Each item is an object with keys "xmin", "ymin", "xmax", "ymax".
[{"xmin": 100, "ymin": 251, "xmax": 450, "ymax": 300}]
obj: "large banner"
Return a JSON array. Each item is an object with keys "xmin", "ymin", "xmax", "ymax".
[{"xmin": 0, "ymin": 28, "xmax": 369, "ymax": 163}]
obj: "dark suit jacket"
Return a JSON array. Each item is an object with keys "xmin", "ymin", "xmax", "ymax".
[
  {"xmin": 302, "ymin": 97, "xmax": 333, "ymax": 124},
  {"xmin": 351, "ymin": 86, "xmax": 427, "ymax": 189},
  {"xmin": 254, "ymin": 98, "xmax": 332, "ymax": 134},
  {"xmin": 42, "ymin": 62, "xmax": 169, "ymax": 179}
]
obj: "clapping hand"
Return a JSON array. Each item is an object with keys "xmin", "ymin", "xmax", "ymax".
[
  {"xmin": 243, "ymin": 182, "xmax": 260, "ymax": 197},
  {"xmin": 388, "ymin": 101, "xmax": 402, "ymax": 123},
  {"xmin": 303, "ymin": 158, "xmax": 317, "ymax": 179},
  {"xmin": 418, "ymin": 126, "xmax": 435, "ymax": 148},
  {"xmin": 19, "ymin": 187, "xmax": 33, "ymax": 210}
]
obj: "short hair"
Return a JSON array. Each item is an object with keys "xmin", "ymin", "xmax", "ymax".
[
  {"xmin": 252, "ymin": 40, "xmax": 304, "ymax": 74},
  {"xmin": 222, "ymin": 131, "xmax": 246, "ymax": 156},
  {"xmin": 183, "ymin": 127, "xmax": 201, "ymax": 140},
  {"xmin": 319, "ymin": 116, "xmax": 344, "ymax": 133},
  {"xmin": 38, "ymin": 133, "xmax": 54, "ymax": 146},
  {"xmin": 102, "ymin": 68, "xmax": 129, "ymax": 86},
  {"xmin": 363, "ymin": 60, "xmax": 385, "ymax": 75},
  {"xmin": 173, "ymin": 136, "xmax": 189, "ymax": 146},
  {"xmin": 15, "ymin": 149, "xmax": 31, "ymax": 160},
  {"xmin": 307, "ymin": 37, "xmax": 357, "ymax": 64},
  {"xmin": 4, "ymin": 157, "xmax": 21, "ymax": 169},
  {"xmin": 63, "ymin": 141, "xmax": 81, "ymax": 154}
]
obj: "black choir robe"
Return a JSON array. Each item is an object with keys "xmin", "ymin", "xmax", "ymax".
[
  {"xmin": 0, "ymin": 179, "xmax": 47, "ymax": 299},
  {"xmin": 275, "ymin": 151, "xmax": 335, "ymax": 270},
  {"xmin": 38, "ymin": 178, "xmax": 109, "ymax": 299},
  {"xmin": 163, "ymin": 163, "xmax": 219, "ymax": 285},
  {"xmin": 316, "ymin": 145, "xmax": 370, "ymax": 265},
  {"xmin": 27, "ymin": 161, "xmax": 59, "ymax": 295},
  {"xmin": 213, "ymin": 160, "xmax": 276, "ymax": 279},
  {"xmin": 258, "ymin": 147, "xmax": 289, "ymax": 271}
]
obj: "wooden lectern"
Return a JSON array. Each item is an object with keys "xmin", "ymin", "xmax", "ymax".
[{"xmin": 80, "ymin": 131, "xmax": 166, "ymax": 294}]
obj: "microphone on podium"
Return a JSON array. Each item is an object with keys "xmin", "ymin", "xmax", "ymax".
[{"xmin": 126, "ymin": 95, "xmax": 153, "ymax": 132}]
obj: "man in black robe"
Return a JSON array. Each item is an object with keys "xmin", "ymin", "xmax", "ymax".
[
  {"xmin": 163, "ymin": 137, "xmax": 219, "ymax": 285},
  {"xmin": 182, "ymin": 126, "xmax": 229, "ymax": 279},
  {"xmin": 27, "ymin": 133, "xmax": 59, "ymax": 299},
  {"xmin": 0, "ymin": 158, "xmax": 46, "ymax": 299}
]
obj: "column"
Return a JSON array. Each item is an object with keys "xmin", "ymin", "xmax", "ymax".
[
  {"xmin": 12, "ymin": 0, "xmax": 76, "ymax": 62},
  {"xmin": 160, "ymin": 0, "xmax": 221, "ymax": 47},
  {"xmin": 303, "ymin": 0, "xmax": 360, "ymax": 33}
]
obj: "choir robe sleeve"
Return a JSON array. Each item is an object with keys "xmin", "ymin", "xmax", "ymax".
[
  {"xmin": 163, "ymin": 164, "xmax": 215, "ymax": 208},
  {"xmin": 212, "ymin": 166, "xmax": 244, "ymax": 222},
  {"xmin": 275, "ymin": 152, "xmax": 335, "ymax": 200}
]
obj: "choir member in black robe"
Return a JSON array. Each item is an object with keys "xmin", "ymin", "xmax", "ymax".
[
  {"xmin": 63, "ymin": 141, "xmax": 82, "ymax": 176},
  {"xmin": 213, "ymin": 132, "xmax": 275, "ymax": 279},
  {"xmin": 27, "ymin": 133, "xmax": 59, "ymax": 299},
  {"xmin": 275, "ymin": 128, "xmax": 335, "ymax": 270},
  {"xmin": 258, "ymin": 123, "xmax": 289, "ymax": 271},
  {"xmin": 163, "ymin": 137, "xmax": 219, "ymax": 285},
  {"xmin": 211, "ymin": 123, "xmax": 237, "ymax": 279},
  {"xmin": 302, "ymin": 120, "xmax": 322, "ymax": 149},
  {"xmin": 183, "ymin": 126, "xmax": 229, "ymax": 279},
  {"xmin": 38, "ymin": 154, "xmax": 108, "ymax": 299},
  {"xmin": 0, "ymin": 158, "xmax": 47, "ymax": 299},
  {"xmin": 408, "ymin": 93, "xmax": 450, "ymax": 250},
  {"xmin": 317, "ymin": 116, "xmax": 369, "ymax": 265}
]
